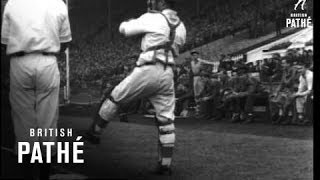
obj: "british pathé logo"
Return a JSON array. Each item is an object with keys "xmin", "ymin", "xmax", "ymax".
[
  {"xmin": 294, "ymin": 0, "xmax": 307, "ymax": 10},
  {"xmin": 286, "ymin": 0, "xmax": 312, "ymax": 28}
]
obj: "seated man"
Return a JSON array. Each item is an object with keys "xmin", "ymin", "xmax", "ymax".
[
  {"xmin": 215, "ymin": 70, "xmax": 230, "ymax": 120},
  {"xmin": 220, "ymin": 69, "xmax": 239, "ymax": 120},
  {"xmin": 270, "ymin": 58, "xmax": 299, "ymax": 125},
  {"xmin": 261, "ymin": 55, "xmax": 282, "ymax": 83},
  {"xmin": 223, "ymin": 65, "xmax": 258, "ymax": 124},
  {"xmin": 292, "ymin": 62, "xmax": 313, "ymax": 125},
  {"xmin": 197, "ymin": 74, "xmax": 223, "ymax": 120},
  {"xmin": 175, "ymin": 74, "xmax": 193, "ymax": 117}
]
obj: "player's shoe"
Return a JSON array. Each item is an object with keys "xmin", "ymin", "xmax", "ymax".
[
  {"xmin": 119, "ymin": 114, "xmax": 128, "ymax": 122},
  {"xmin": 83, "ymin": 124, "xmax": 102, "ymax": 145},
  {"xmin": 152, "ymin": 164, "xmax": 172, "ymax": 176},
  {"xmin": 83, "ymin": 131, "xmax": 101, "ymax": 145}
]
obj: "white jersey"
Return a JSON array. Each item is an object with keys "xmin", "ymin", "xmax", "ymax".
[
  {"xmin": 297, "ymin": 70, "xmax": 313, "ymax": 96},
  {"xmin": 119, "ymin": 9, "xmax": 186, "ymax": 66},
  {"xmin": 1, "ymin": 0, "xmax": 72, "ymax": 55}
]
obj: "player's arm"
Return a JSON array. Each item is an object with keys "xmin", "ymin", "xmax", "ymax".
[
  {"xmin": 59, "ymin": 2, "xmax": 72, "ymax": 45},
  {"xmin": 119, "ymin": 13, "xmax": 153, "ymax": 37},
  {"xmin": 1, "ymin": 1, "xmax": 10, "ymax": 50},
  {"xmin": 197, "ymin": 58, "xmax": 215, "ymax": 65},
  {"xmin": 199, "ymin": 70, "xmax": 211, "ymax": 77},
  {"xmin": 175, "ymin": 22, "xmax": 187, "ymax": 47}
]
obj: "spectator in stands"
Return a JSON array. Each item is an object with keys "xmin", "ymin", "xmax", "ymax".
[
  {"xmin": 175, "ymin": 74, "xmax": 193, "ymax": 117},
  {"xmin": 196, "ymin": 65, "xmax": 215, "ymax": 120},
  {"xmin": 218, "ymin": 69, "xmax": 229, "ymax": 91},
  {"xmin": 305, "ymin": 49, "xmax": 313, "ymax": 70},
  {"xmin": 201, "ymin": 73, "xmax": 224, "ymax": 120},
  {"xmin": 256, "ymin": 60, "xmax": 263, "ymax": 72},
  {"xmin": 220, "ymin": 68, "xmax": 238, "ymax": 120},
  {"xmin": 224, "ymin": 65, "xmax": 258, "ymax": 124},
  {"xmin": 271, "ymin": 58, "xmax": 298, "ymax": 125},
  {"xmin": 174, "ymin": 65, "xmax": 187, "ymax": 84},
  {"xmin": 212, "ymin": 70, "xmax": 230, "ymax": 120},
  {"xmin": 292, "ymin": 62, "xmax": 313, "ymax": 125},
  {"xmin": 246, "ymin": 62, "xmax": 255, "ymax": 73},
  {"xmin": 261, "ymin": 55, "xmax": 282, "ymax": 83}
]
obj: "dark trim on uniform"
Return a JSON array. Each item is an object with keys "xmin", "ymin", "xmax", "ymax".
[{"xmin": 8, "ymin": 51, "xmax": 59, "ymax": 57}]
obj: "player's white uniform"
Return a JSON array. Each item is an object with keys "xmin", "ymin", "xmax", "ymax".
[
  {"xmin": 99, "ymin": 9, "xmax": 186, "ymax": 167},
  {"xmin": 295, "ymin": 70, "xmax": 313, "ymax": 113},
  {"xmin": 191, "ymin": 59, "xmax": 204, "ymax": 114},
  {"xmin": 1, "ymin": 0, "xmax": 72, "ymax": 155}
]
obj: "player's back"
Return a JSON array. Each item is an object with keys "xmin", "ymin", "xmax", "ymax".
[{"xmin": 2, "ymin": 0, "xmax": 68, "ymax": 54}]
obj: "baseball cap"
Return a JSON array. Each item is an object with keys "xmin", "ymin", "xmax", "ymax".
[{"xmin": 190, "ymin": 50, "xmax": 199, "ymax": 55}]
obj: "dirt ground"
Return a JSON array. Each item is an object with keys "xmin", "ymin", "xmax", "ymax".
[{"xmin": 1, "ymin": 105, "xmax": 313, "ymax": 180}]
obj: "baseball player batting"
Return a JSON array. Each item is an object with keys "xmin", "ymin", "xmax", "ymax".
[{"xmin": 85, "ymin": 0, "xmax": 186, "ymax": 175}]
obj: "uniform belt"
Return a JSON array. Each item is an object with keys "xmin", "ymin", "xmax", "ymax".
[
  {"xmin": 9, "ymin": 51, "xmax": 58, "ymax": 57},
  {"xmin": 137, "ymin": 58, "xmax": 174, "ymax": 68}
]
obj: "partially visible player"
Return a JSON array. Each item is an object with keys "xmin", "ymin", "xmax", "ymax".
[{"xmin": 1, "ymin": 0, "xmax": 72, "ymax": 179}]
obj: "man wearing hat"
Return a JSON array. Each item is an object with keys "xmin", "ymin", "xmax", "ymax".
[
  {"xmin": 189, "ymin": 50, "xmax": 216, "ymax": 118},
  {"xmin": 261, "ymin": 54, "xmax": 282, "ymax": 82},
  {"xmin": 220, "ymin": 68, "xmax": 238, "ymax": 116},
  {"xmin": 292, "ymin": 61, "xmax": 313, "ymax": 124},
  {"xmin": 190, "ymin": 50, "xmax": 203, "ymax": 116}
]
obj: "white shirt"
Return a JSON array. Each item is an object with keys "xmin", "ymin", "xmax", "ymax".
[
  {"xmin": 191, "ymin": 59, "xmax": 202, "ymax": 75},
  {"xmin": 297, "ymin": 69, "xmax": 313, "ymax": 97},
  {"xmin": 119, "ymin": 9, "xmax": 186, "ymax": 66},
  {"xmin": 1, "ymin": 0, "xmax": 72, "ymax": 55}
]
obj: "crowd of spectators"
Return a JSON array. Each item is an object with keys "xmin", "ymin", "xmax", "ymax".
[
  {"xmin": 171, "ymin": 48, "xmax": 313, "ymax": 125},
  {"xmin": 57, "ymin": 0, "xmax": 299, "ymax": 89}
]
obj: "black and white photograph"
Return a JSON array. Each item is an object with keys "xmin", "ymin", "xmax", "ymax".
[{"xmin": 1, "ymin": 0, "xmax": 314, "ymax": 179}]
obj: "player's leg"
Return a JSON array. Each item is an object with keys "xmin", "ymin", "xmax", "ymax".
[
  {"xmin": 9, "ymin": 56, "xmax": 38, "ymax": 179},
  {"xmin": 242, "ymin": 94, "xmax": 255, "ymax": 123},
  {"xmin": 193, "ymin": 76, "xmax": 201, "ymax": 116},
  {"xmin": 295, "ymin": 96, "xmax": 307, "ymax": 123},
  {"xmin": 85, "ymin": 66, "xmax": 159, "ymax": 144},
  {"xmin": 35, "ymin": 56, "xmax": 60, "ymax": 147},
  {"xmin": 149, "ymin": 68, "xmax": 175, "ymax": 175},
  {"xmin": 230, "ymin": 97, "xmax": 241, "ymax": 123},
  {"xmin": 34, "ymin": 56, "xmax": 61, "ymax": 179}
]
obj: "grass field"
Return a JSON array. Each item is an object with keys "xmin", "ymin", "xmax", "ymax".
[
  {"xmin": 56, "ymin": 114, "xmax": 313, "ymax": 180},
  {"xmin": 1, "ymin": 104, "xmax": 313, "ymax": 180}
]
